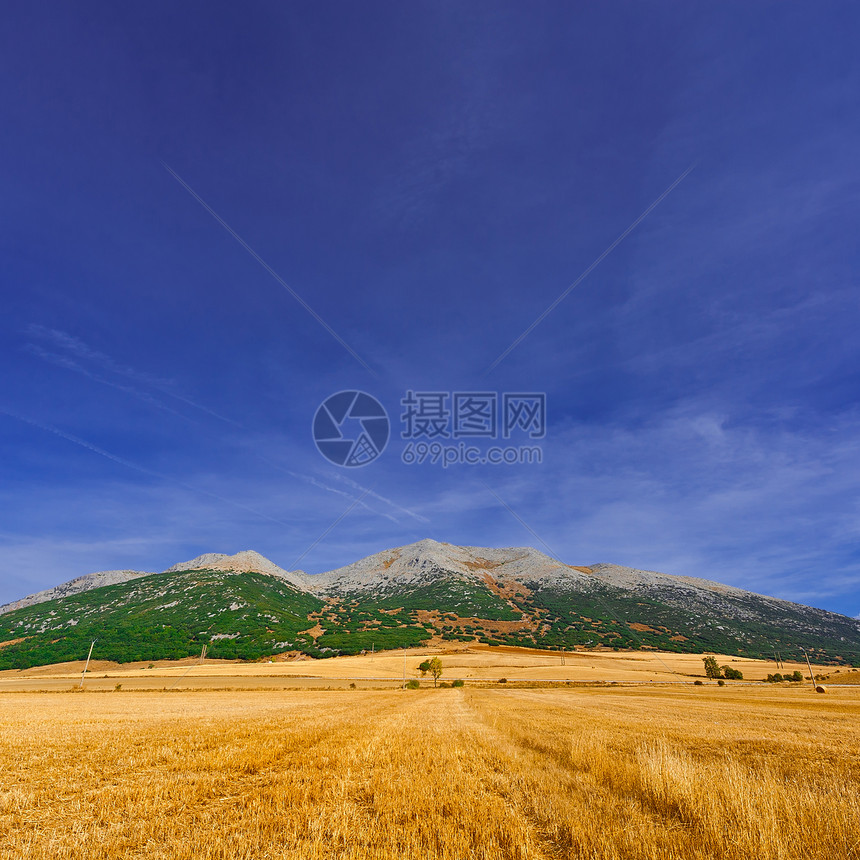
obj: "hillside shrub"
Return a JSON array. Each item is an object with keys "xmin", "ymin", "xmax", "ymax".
[
  {"xmin": 405, "ymin": 679, "xmax": 420, "ymax": 690},
  {"xmin": 452, "ymin": 679, "xmax": 464, "ymax": 688}
]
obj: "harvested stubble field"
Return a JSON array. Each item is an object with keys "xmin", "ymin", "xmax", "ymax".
[
  {"xmin": 0, "ymin": 646, "xmax": 835, "ymax": 692},
  {"xmin": 1, "ymin": 686, "xmax": 858, "ymax": 859}
]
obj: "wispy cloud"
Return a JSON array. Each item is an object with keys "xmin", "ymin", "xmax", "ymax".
[
  {"xmin": 0, "ymin": 408, "xmax": 300, "ymax": 533},
  {"xmin": 485, "ymin": 400, "xmax": 860, "ymax": 612},
  {"xmin": 27, "ymin": 325, "xmax": 170, "ymax": 386},
  {"xmin": 24, "ymin": 342, "xmax": 195, "ymax": 423},
  {"xmin": 25, "ymin": 325, "xmax": 244, "ymax": 428},
  {"xmin": 287, "ymin": 470, "xmax": 430, "ymax": 526},
  {"xmin": 0, "ymin": 535, "xmax": 161, "ymax": 604},
  {"xmin": 330, "ymin": 473, "xmax": 430, "ymax": 524}
]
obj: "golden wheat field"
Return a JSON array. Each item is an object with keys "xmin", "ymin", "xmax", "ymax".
[
  {"xmin": 2, "ymin": 687, "xmax": 859, "ymax": 860},
  {"xmin": 0, "ymin": 645, "xmax": 838, "ymax": 692}
]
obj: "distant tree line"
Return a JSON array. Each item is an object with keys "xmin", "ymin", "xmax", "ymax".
[{"xmin": 766, "ymin": 671, "xmax": 804, "ymax": 683}]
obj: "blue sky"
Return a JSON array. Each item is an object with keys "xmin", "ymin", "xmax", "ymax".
[{"xmin": 1, "ymin": 2, "xmax": 859, "ymax": 616}]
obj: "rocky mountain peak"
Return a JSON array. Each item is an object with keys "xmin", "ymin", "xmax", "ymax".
[
  {"xmin": 165, "ymin": 550, "xmax": 308, "ymax": 590},
  {"xmin": 0, "ymin": 568, "xmax": 154, "ymax": 615},
  {"xmin": 304, "ymin": 538, "xmax": 576, "ymax": 595}
]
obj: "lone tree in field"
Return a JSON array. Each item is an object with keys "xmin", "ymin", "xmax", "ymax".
[
  {"xmin": 703, "ymin": 656, "xmax": 722, "ymax": 679},
  {"xmin": 428, "ymin": 657, "xmax": 443, "ymax": 687},
  {"xmin": 417, "ymin": 657, "xmax": 444, "ymax": 686}
]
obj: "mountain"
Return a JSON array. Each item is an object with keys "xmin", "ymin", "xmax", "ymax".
[
  {"xmin": 309, "ymin": 540, "xmax": 570, "ymax": 595},
  {"xmin": 0, "ymin": 568, "xmax": 155, "ymax": 614},
  {"xmin": 1, "ymin": 539, "xmax": 858, "ymax": 669},
  {"xmin": 164, "ymin": 550, "xmax": 309, "ymax": 591},
  {"xmin": 0, "ymin": 551, "xmax": 308, "ymax": 617}
]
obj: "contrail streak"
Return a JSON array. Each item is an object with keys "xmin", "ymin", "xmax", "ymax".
[
  {"xmin": 486, "ymin": 164, "xmax": 696, "ymax": 374},
  {"xmin": 289, "ymin": 485, "xmax": 376, "ymax": 570},
  {"xmin": 0, "ymin": 408, "xmax": 296, "ymax": 531},
  {"xmin": 161, "ymin": 162, "xmax": 377, "ymax": 376}
]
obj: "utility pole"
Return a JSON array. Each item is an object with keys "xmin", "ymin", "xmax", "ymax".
[
  {"xmin": 800, "ymin": 648, "xmax": 816, "ymax": 691},
  {"xmin": 79, "ymin": 640, "xmax": 96, "ymax": 689}
]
